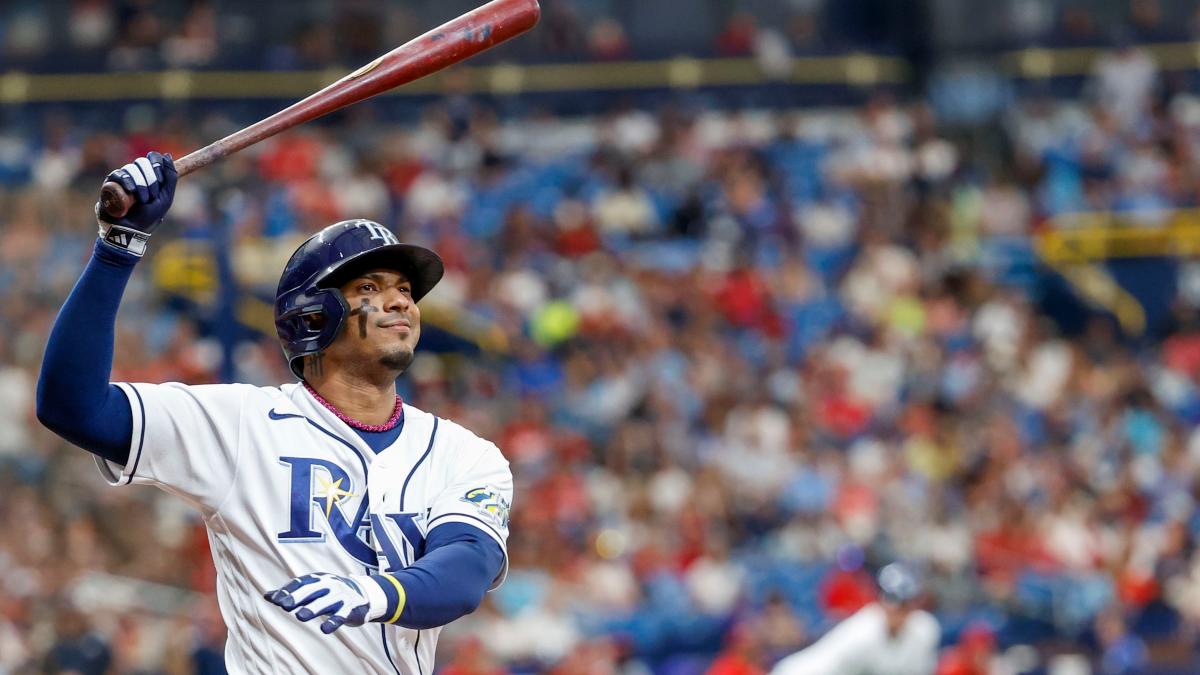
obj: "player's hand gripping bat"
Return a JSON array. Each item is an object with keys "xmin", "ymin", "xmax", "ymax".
[{"xmin": 99, "ymin": 0, "xmax": 540, "ymax": 220}]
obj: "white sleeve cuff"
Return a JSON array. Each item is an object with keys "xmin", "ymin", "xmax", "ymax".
[{"xmin": 94, "ymin": 383, "xmax": 146, "ymax": 486}]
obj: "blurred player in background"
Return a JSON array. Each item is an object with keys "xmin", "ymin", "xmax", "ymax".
[
  {"xmin": 36, "ymin": 152, "xmax": 513, "ymax": 673},
  {"xmin": 770, "ymin": 563, "xmax": 940, "ymax": 675}
]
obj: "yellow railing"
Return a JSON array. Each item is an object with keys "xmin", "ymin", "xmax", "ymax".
[
  {"xmin": 1005, "ymin": 41, "xmax": 1200, "ymax": 79},
  {"xmin": 6, "ymin": 39, "xmax": 1200, "ymax": 104},
  {"xmin": 1035, "ymin": 209, "xmax": 1200, "ymax": 263},
  {"xmin": 5, "ymin": 39, "xmax": 1199, "ymax": 104},
  {"xmin": 1032, "ymin": 208, "xmax": 1200, "ymax": 336},
  {"xmin": 0, "ymin": 54, "xmax": 908, "ymax": 104}
]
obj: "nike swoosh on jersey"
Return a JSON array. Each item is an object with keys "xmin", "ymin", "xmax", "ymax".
[{"xmin": 268, "ymin": 409, "xmax": 305, "ymax": 421}]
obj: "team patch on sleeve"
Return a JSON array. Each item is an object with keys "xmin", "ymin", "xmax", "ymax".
[{"xmin": 461, "ymin": 487, "xmax": 511, "ymax": 529}]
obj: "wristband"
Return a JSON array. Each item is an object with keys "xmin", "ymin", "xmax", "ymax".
[
  {"xmin": 372, "ymin": 573, "xmax": 407, "ymax": 624},
  {"xmin": 98, "ymin": 223, "xmax": 150, "ymax": 257}
]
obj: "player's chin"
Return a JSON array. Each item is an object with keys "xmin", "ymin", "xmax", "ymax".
[{"xmin": 379, "ymin": 345, "xmax": 415, "ymax": 372}]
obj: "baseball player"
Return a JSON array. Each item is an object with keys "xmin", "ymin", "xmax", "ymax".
[
  {"xmin": 36, "ymin": 152, "xmax": 513, "ymax": 674},
  {"xmin": 770, "ymin": 563, "xmax": 941, "ymax": 675}
]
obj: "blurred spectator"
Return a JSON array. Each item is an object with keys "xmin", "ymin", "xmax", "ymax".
[
  {"xmin": 588, "ymin": 18, "xmax": 631, "ymax": 61},
  {"xmin": 539, "ymin": 1, "xmax": 587, "ymax": 57},
  {"xmin": 1096, "ymin": 606, "xmax": 1149, "ymax": 674},
  {"xmin": 715, "ymin": 12, "xmax": 759, "ymax": 57},
  {"xmin": 43, "ymin": 606, "xmax": 112, "ymax": 675},
  {"xmin": 707, "ymin": 622, "xmax": 766, "ymax": 675},
  {"xmin": 3, "ymin": 5, "xmax": 50, "ymax": 61},
  {"xmin": 1055, "ymin": 5, "xmax": 1102, "ymax": 47},
  {"xmin": 935, "ymin": 623, "xmax": 1001, "ymax": 675},
  {"xmin": 0, "ymin": 339, "xmax": 32, "ymax": 461},
  {"xmin": 753, "ymin": 27, "xmax": 793, "ymax": 80},
  {"xmin": 757, "ymin": 594, "xmax": 806, "ymax": 663},
  {"xmin": 1089, "ymin": 36, "xmax": 1159, "ymax": 131},
  {"xmin": 1126, "ymin": 0, "xmax": 1177, "ymax": 43},
  {"xmin": 163, "ymin": 0, "xmax": 217, "ymax": 68},
  {"xmin": 108, "ymin": 0, "xmax": 165, "ymax": 71},
  {"xmin": 592, "ymin": 165, "xmax": 659, "ymax": 237},
  {"xmin": 68, "ymin": 0, "xmax": 116, "ymax": 51},
  {"xmin": 442, "ymin": 635, "xmax": 510, "ymax": 675}
]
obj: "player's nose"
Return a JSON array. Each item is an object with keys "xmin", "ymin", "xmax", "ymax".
[{"xmin": 381, "ymin": 286, "xmax": 411, "ymax": 313}]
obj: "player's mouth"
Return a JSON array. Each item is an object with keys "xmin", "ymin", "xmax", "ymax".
[{"xmin": 378, "ymin": 318, "xmax": 412, "ymax": 333}]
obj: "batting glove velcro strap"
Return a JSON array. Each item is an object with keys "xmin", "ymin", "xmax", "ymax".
[{"xmin": 264, "ymin": 572, "xmax": 402, "ymax": 634}]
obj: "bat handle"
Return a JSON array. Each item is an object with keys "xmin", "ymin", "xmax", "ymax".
[
  {"xmin": 98, "ymin": 152, "xmax": 196, "ymax": 220},
  {"xmin": 99, "ymin": 181, "xmax": 135, "ymax": 220}
]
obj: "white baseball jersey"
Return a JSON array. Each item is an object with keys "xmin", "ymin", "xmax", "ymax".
[
  {"xmin": 770, "ymin": 603, "xmax": 939, "ymax": 675},
  {"xmin": 94, "ymin": 381, "xmax": 512, "ymax": 675}
]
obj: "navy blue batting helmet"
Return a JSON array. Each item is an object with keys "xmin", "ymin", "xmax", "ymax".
[{"xmin": 275, "ymin": 219, "xmax": 444, "ymax": 379}]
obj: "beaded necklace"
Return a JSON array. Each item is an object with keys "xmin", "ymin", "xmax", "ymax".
[{"xmin": 303, "ymin": 381, "xmax": 403, "ymax": 432}]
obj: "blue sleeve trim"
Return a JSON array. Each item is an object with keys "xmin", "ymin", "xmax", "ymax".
[
  {"xmin": 426, "ymin": 511, "xmax": 504, "ymax": 545},
  {"xmin": 124, "ymin": 385, "xmax": 147, "ymax": 485}
]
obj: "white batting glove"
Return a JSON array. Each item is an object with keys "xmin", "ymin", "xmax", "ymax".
[{"xmin": 263, "ymin": 572, "xmax": 404, "ymax": 634}]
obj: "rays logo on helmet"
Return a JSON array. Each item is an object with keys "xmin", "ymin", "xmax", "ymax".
[
  {"xmin": 461, "ymin": 487, "xmax": 510, "ymax": 528},
  {"xmin": 358, "ymin": 220, "xmax": 398, "ymax": 245}
]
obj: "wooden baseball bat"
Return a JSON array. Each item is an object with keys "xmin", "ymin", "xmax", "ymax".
[{"xmin": 100, "ymin": 0, "xmax": 540, "ymax": 219}]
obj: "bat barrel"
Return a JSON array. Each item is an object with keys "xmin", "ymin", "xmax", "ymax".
[
  {"xmin": 214, "ymin": 0, "xmax": 540, "ymax": 158},
  {"xmin": 98, "ymin": 0, "xmax": 540, "ymax": 220}
]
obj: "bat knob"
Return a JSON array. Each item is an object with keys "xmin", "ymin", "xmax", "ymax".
[{"xmin": 99, "ymin": 181, "xmax": 134, "ymax": 220}]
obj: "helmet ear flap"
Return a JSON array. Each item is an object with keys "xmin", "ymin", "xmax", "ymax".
[{"xmin": 278, "ymin": 287, "xmax": 350, "ymax": 379}]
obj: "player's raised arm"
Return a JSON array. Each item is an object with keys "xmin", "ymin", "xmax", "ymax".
[{"xmin": 35, "ymin": 152, "xmax": 178, "ymax": 464}]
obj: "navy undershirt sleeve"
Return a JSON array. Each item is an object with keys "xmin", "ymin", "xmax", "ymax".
[
  {"xmin": 36, "ymin": 239, "xmax": 138, "ymax": 465},
  {"xmin": 373, "ymin": 522, "xmax": 505, "ymax": 629}
]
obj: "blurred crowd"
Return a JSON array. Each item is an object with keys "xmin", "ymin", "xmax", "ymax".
[
  {"xmin": 6, "ymin": 0, "xmax": 1200, "ymax": 74},
  {"xmin": 0, "ymin": 0, "xmax": 842, "ymax": 72},
  {"xmin": 6, "ymin": 26, "xmax": 1200, "ymax": 675}
]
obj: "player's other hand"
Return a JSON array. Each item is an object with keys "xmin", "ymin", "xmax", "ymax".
[
  {"xmin": 95, "ymin": 151, "xmax": 177, "ymax": 256},
  {"xmin": 264, "ymin": 572, "xmax": 394, "ymax": 634}
]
